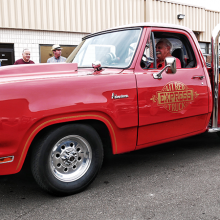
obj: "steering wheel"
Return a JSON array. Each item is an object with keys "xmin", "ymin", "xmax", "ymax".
[
  {"xmin": 129, "ymin": 45, "xmax": 134, "ymax": 51},
  {"xmin": 103, "ymin": 52, "xmax": 117, "ymax": 65},
  {"xmin": 141, "ymin": 55, "xmax": 154, "ymax": 69}
]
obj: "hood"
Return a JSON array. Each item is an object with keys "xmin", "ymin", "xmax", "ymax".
[
  {"xmin": 0, "ymin": 63, "xmax": 78, "ymax": 79},
  {"xmin": 0, "ymin": 63, "xmax": 123, "ymax": 84}
]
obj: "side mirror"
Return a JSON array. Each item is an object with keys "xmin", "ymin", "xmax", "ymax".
[
  {"xmin": 153, "ymin": 56, "xmax": 177, "ymax": 79},
  {"xmin": 92, "ymin": 60, "xmax": 102, "ymax": 71},
  {"xmin": 165, "ymin": 57, "xmax": 176, "ymax": 74}
]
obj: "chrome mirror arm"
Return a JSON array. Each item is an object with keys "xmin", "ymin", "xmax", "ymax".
[
  {"xmin": 153, "ymin": 65, "xmax": 171, "ymax": 79},
  {"xmin": 153, "ymin": 57, "xmax": 176, "ymax": 79}
]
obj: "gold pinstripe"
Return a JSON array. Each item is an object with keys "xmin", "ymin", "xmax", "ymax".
[{"xmin": 16, "ymin": 114, "xmax": 117, "ymax": 170}]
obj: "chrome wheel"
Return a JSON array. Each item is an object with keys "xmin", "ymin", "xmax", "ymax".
[
  {"xmin": 31, "ymin": 124, "xmax": 103, "ymax": 195},
  {"xmin": 50, "ymin": 135, "xmax": 92, "ymax": 182}
]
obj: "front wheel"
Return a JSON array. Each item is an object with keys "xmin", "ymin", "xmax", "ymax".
[{"xmin": 31, "ymin": 124, "xmax": 103, "ymax": 196}]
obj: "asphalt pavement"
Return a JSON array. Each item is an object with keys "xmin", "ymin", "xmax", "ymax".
[{"xmin": 1, "ymin": 132, "xmax": 220, "ymax": 220}]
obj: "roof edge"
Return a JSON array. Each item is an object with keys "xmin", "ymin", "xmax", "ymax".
[{"xmin": 84, "ymin": 22, "xmax": 193, "ymax": 40}]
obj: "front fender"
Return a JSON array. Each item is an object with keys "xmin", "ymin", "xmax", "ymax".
[
  {"xmin": 0, "ymin": 67, "xmax": 138, "ymax": 175},
  {"xmin": 0, "ymin": 111, "xmax": 137, "ymax": 175}
]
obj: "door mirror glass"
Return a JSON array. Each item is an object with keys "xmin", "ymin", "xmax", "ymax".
[{"xmin": 165, "ymin": 57, "xmax": 176, "ymax": 74}]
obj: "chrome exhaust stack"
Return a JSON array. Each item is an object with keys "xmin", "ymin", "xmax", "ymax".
[{"xmin": 208, "ymin": 24, "xmax": 220, "ymax": 132}]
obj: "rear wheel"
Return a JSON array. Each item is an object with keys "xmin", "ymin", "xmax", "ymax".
[{"xmin": 31, "ymin": 124, "xmax": 103, "ymax": 196}]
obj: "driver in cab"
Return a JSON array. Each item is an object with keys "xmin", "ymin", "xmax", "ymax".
[{"xmin": 151, "ymin": 38, "xmax": 181, "ymax": 69}]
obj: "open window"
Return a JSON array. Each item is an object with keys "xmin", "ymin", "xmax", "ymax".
[
  {"xmin": 140, "ymin": 32, "xmax": 155, "ymax": 69},
  {"xmin": 141, "ymin": 31, "xmax": 196, "ymax": 69}
]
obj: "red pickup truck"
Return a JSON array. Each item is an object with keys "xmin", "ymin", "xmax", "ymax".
[{"xmin": 0, "ymin": 23, "xmax": 219, "ymax": 196}]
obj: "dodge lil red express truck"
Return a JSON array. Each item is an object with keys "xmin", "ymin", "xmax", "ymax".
[{"xmin": 0, "ymin": 22, "xmax": 220, "ymax": 195}]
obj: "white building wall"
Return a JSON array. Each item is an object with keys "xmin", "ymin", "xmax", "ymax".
[{"xmin": 0, "ymin": 28, "xmax": 86, "ymax": 63}]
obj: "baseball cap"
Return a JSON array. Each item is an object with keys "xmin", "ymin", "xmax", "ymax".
[{"xmin": 51, "ymin": 44, "xmax": 63, "ymax": 51}]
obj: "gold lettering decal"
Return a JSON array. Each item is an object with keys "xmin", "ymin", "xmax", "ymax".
[{"xmin": 151, "ymin": 81, "xmax": 199, "ymax": 113}]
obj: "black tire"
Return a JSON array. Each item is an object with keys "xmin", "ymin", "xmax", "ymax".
[
  {"xmin": 217, "ymin": 132, "xmax": 220, "ymax": 138},
  {"xmin": 31, "ymin": 123, "xmax": 103, "ymax": 196}
]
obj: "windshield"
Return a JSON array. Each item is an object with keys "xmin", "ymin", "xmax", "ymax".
[{"xmin": 68, "ymin": 29, "xmax": 142, "ymax": 68}]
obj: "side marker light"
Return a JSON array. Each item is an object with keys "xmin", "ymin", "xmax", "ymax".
[{"xmin": 0, "ymin": 156, "xmax": 14, "ymax": 164}]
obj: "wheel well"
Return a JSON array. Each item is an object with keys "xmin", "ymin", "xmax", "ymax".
[{"xmin": 25, "ymin": 120, "xmax": 113, "ymax": 166}]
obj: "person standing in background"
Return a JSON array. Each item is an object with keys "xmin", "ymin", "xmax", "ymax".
[
  {"xmin": 47, "ymin": 44, "xmax": 66, "ymax": 63},
  {"xmin": 14, "ymin": 49, "xmax": 35, "ymax": 64}
]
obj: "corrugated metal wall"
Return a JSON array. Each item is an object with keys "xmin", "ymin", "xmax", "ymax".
[
  {"xmin": 0, "ymin": 0, "xmax": 220, "ymax": 42},
  {"xmin": 146, "ymin": 0, "xmax": 220, "ymax": 42},
  {"xmin": 146, "ymin": 0, "xmax": 206, "ymax": 32},
  {"xmin": 0, "ymin": 0, "xmax": 145, "ymax": 33},
  {"xmin": 200, "ymin": 10, "xmax": 220, "ymax": 42}
]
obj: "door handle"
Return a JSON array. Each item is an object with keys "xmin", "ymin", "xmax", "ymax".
[{"xmin": 192, "ymin": 75, "xmax": 204, "ymax": 80}]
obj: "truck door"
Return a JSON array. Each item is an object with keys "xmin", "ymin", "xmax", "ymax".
[{"xmin": 135, "ymin": 27, "xmax": 209, "ymax": 148}]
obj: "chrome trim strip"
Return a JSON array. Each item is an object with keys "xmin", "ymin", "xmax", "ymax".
[
  {"xmin": 0, "ymin": 156, "xmax": 14, "ymax": 164},
  {"xmin": 83, "ymin": 27, "xmax": 142, "ymax": 40},
  {"xmin": 211, "ymin": 24, "xmax": 220, "ymax": 129}
]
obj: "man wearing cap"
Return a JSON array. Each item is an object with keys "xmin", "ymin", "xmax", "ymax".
[{"xmin": 47, "ymin": 44, "xmax": 66, "ymax": 63}]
